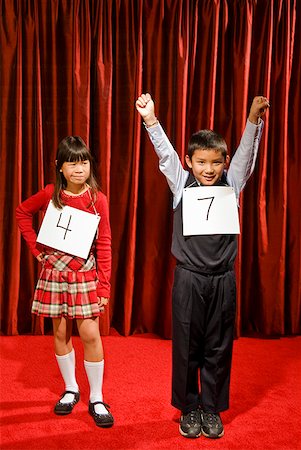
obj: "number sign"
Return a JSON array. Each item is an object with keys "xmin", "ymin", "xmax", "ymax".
[
  {"xmin": 37, "ymin": 201, "xmax": 100, "ymax": 259},
  {"xmin": 182, "ymin": 186, "xmax": 240, "ymax": 235}
]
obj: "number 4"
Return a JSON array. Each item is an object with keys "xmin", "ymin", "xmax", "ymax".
[{"xmin": 56, "ymin": 213, "xmax": 72, "ymax": 239}]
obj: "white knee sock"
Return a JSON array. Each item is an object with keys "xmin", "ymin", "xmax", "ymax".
[
  {"xmin": 84, "ymin": 359, "xmax": 108, "ymax": 415},
  {"xmin": 55, "ymin": 349, "xmax": 79, "ymax": 404}
]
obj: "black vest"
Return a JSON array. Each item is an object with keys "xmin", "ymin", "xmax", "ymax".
[{"xmin": 171, "ymin": 173, "xmax": 237, "ymax": 273}]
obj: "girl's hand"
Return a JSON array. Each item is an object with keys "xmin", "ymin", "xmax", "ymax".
[
  {"xmin": 97, "ymin": 297, "xmax": 109, "ymax": 312},
  {"xmin": 36, "ymin": 253, "xmax": 44, "ymax": 262},
  {"xmin": 135, "ymin": 93, "xmax": 157, "ymax": 126}
]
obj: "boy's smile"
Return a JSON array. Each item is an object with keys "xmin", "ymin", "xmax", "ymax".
[{"xmin": 185, "ymin": 149, "xmax": 229, "ymax": 186}]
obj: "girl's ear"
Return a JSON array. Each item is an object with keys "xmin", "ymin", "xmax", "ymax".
[
  {"xmin": 56, "ymin": 160, "xmax": 63, "ymax": 173},
  {"xmin": 185, "ymin": 154, "xmax": 193, "ymax": 169}
]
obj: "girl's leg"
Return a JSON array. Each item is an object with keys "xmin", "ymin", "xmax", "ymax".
[
  {"xmin": 77, "ymin": 318, "xmax": 111, "ymax": 419},
  {"xmin": 76, "ymin": 317, "xmax": 103, "ymax": 361},
  {"xmin": 52, "ymin": 318, "xmax": 79, "ymax": 409},
  {"xmin": 53, "ymin": 316, "xmax": 73, "ymax": 355}
]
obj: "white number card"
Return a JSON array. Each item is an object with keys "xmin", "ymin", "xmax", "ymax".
[
  {"xmin": 37, "ymin": 201, "xmax": 101, "ymax": 259},
  {"xmin": 182, "ymin": 186, "xmax": 240, "ymax": 236}
]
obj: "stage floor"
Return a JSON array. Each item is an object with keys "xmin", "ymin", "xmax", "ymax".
[{"xmin": 1, "ymin": 334, "xmax": 300, "ymax": 450}]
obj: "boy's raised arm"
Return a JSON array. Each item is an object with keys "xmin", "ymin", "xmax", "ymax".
[
  {"xmin": 136, "ymin": 93, "xmax": 188, "ymax": 208},
  {"xmin": 227, "ymin": 96, "xmax": 270, "ymax": 197}
]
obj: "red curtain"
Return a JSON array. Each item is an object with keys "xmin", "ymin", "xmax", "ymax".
[{"xmin": 1, "ymin": 0, "xmax": 300, "ymax": 337}]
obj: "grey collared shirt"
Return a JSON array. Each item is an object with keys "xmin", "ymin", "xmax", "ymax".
[{"xmin": 145, "ymin": 120, "xmax": 264, "ymax": 209}]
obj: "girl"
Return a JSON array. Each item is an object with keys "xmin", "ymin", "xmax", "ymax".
[{"xmin": 16, "ymin": 136, "xmax": 114, "ymax": 427}]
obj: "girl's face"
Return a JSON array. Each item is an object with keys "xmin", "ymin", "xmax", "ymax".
[{"xmin": 60, "ymin": 160, "xmax": 90, "ymax": 189}]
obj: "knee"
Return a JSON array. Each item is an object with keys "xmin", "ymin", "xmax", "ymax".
[
  {"xmin": 80, "ymin": 332, "xmax": 100, "ymax": 348},
  {"xmin": 54, "ymin": 327, "xmax": 68, "ymax": 344}
]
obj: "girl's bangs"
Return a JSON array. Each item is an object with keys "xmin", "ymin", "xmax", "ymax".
[{"xmin": 67, "ymin": 147, "xmax": 91, "ymax": 162}]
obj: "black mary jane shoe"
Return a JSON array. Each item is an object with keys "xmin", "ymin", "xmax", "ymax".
[
  {"xmin": 89, "ymin": 401, "xmax": 114, "ymax": 428},
  {"xmin": 54, "ymin": 390, "xmax": 80, "ymax": 415}
]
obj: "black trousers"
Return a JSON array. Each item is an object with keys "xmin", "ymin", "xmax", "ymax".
[{"xmin": 171, "ymin": 265, "xmax": 236, "ymax": 414}]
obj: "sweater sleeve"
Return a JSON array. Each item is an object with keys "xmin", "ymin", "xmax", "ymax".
[
  {"xmin": 94, "ymin": 192, "xmax": 112, "ymax": 298},
  {"xmin": 15, "ymin": 185, "xmax": 54, "ymax": 258}
]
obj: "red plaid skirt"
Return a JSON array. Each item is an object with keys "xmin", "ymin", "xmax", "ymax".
[{"xmin": 32, "ymin": 251, "xmax": 100, "ymax": 319}]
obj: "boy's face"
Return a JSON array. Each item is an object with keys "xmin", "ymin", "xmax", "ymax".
[{"xmin": 185, "ymin": 148, "xmax": 229, "ymax": 186}]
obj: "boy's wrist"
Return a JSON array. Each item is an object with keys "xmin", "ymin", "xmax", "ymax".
[
  {"xmin": 143, "ymin": 115, "xmax": 158, "ymax": 127},
  {"xmin": 248, "ymin": 113, "xmax": 260, "ymax": 124}
]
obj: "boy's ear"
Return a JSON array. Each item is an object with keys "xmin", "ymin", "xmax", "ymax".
[
  {"xmin": 225, "ymin": 155, "xmax": 230, "ymax": 168},
  {"xmin": 185, "ymin": 154, "xmax": 193, "ymax": 168},
  {"xmin": 55, "ymin": 160, "xmax": 58, "ymax": 166}
]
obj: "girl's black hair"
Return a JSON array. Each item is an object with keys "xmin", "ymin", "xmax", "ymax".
[{"xmin": 52, "ymin": 136, "xmax": 99, "ymax": 209}]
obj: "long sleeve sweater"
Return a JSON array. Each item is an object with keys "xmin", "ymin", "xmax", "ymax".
[{"xmin": 16, "ymin": 184, "xmax": 111, "ymax": 298}]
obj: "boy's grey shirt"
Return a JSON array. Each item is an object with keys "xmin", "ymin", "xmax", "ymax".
[
  {"xmin": 145, "ymin": 119, "xmax": 264, "ymax": 273},
  {"xmin": 145, "ymin": 120, "xmax": 264, "ymax": 209}
]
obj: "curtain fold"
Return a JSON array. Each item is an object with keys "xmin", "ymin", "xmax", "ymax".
[{"xmin": 1, "ymin": 0, "xmax": 300, "ymax": 337}]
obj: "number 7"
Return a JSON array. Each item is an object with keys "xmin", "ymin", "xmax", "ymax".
[{"xmin": 197, "ymin": 196, "xmax": 214, "ymax": 220}]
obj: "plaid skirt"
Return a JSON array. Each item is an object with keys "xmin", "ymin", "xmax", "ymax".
[{"xmin": 32, "ymin": 251, "xmax": 100, "ymax": 319}]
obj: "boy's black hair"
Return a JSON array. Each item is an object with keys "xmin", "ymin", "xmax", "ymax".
[{"xmin": 187, "ymin": 129, "xmax": 228, "ymax": 159}]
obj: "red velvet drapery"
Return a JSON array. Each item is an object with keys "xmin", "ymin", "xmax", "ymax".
[{"xmin": 1, "ymin": 0, "xmax": 300, "ymax": 337}]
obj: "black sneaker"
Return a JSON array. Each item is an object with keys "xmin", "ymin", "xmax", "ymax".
[
  {"xmin": 201, "ymin": 411, "xmax": 224, "ymax": 438},
  {"xmin": 179, "ymin": 409, "xmax": 201, "ymax": 438}
]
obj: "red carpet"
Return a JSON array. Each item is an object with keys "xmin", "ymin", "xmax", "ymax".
[{"xmin": 1, "ymin": 333, "xmax": 300, "ymax": 450}]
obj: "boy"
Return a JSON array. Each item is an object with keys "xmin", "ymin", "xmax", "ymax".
[{"xmin": 135, "ymin": 93, "xmax": 269, "ymax": 439}]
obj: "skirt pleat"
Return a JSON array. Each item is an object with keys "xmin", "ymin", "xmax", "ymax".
[{"xmin": 32, "ymin": 251, "xmax": 100, "ymax": 319}]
